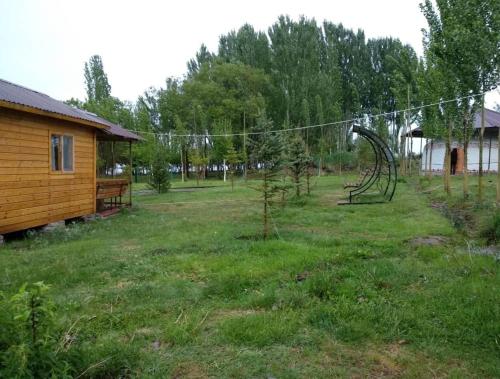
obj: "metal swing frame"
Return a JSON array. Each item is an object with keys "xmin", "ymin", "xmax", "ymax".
[{"xmin": 339, "ymin": 125, "xmax": 397, "ymax": 205}]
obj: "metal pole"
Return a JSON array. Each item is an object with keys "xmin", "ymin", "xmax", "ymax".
[{"xmin": 111, "ymin": 141, "xmax": 115, "ymax": 178}]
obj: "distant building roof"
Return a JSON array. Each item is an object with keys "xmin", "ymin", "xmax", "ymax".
[
  {"xmin": 407, "ymin": 108, "xmax": 500, "ymax": 138},
  {"xmin": 0, "ymin": 78, "xmax": 141, "ymax": 142},
  {"xmin": 472, "ymin": 108, "xmax": 500, "ymax": 129}
]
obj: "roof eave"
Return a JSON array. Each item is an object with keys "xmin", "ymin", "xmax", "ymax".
[{"xmin": 0, "ymin": 99, "xmax": 109, "ymax": 130}]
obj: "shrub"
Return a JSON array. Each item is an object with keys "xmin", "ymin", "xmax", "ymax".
[
  {"xmin": 327, "ymin": 151, "xmax": 357, "ymax": 170},
  {"xmin": 248, "ymin": 113, "xmax": 286, "ymax": 239},
  {"xmin": 0, "ymin": 282, "xmax": 75, "ymax": 378},
  {"xmin": 149, "ymin": 145, "xmax": 171, "ymax": 194},
  {"xmin": 285, "ymin": 135, "xmax": 311, "ymax": 197}
]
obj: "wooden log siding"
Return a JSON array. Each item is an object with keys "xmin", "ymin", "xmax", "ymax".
[{"xmin": 0, "ymin": 109, "xmax": 96, "ymax": 234}]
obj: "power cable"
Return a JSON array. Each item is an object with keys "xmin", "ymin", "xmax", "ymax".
[{"xmin": 129, "ymin": 91, "xmax": 488, "ymax": 138}]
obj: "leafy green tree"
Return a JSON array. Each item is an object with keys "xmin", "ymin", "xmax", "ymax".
[
  {"xmin": 212, "ymin": 119, "xmax": 233, "ymax": 174},
  {"xmin": 249, "ymin": 113, "xmax": 285, "ymax": 239},
  {"xmin": 173, "ymin": 115, "xmax": 189, "ymax": 181},
  {"xmin": 420, "ymin": 0, "xmax": 500, "ymax": 198},
  {"xmin": 149, "ymin": 144, "xmax": 170, "ymax": 194},
  {"xmin": 69, "ymin": 17, "xmax": 430, "ymax": 187},
  {"xmin": 286, "ymin": 135, "xmax": 310, "ymax": 197},
  {"xmin": 301, "ymin": 98, "xmax": 311, "ymax": 147},
  {"xmin": 187, "ymin": 44, "xmax": 213, "ymax": 77},
  {"xmin": 84, "ymin": 55, "xmax": 111, "ymax": 103},
  {"xmin": 219, "ymin": 24, "xmax": 272, "ymax": 71},
  {"xmin": 225, "ymin": 143, "xmax": 241, "ymax": 191},
  {"xmin": 190, "ymin": 149, "xmax": 209, "ymax": 186}
]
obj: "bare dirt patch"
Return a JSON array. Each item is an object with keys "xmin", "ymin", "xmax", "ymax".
[
  {"xmin": 408, "ymin": 236, "xmax": 449, "ymax": 247},
  {"xmin": 171, "ymin": 362, "xmax": 208, "ymax": 379}
]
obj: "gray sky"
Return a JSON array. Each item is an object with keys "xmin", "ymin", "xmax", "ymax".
[{"xmin": 1, "ymin": 0, "xmax": 498, "ymax": 107}]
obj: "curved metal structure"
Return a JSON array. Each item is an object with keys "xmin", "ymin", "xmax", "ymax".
[{"xmin": 340, "ymin": 125, "xmax": 397, "ymax": 204}]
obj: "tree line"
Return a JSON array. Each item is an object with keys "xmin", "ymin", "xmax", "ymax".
[{"xmin": 68, "ymin": 1, "xmax": 500, "ymax": 200}]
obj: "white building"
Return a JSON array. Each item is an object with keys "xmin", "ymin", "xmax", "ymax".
[{"xmin": 409, "ymin": 108, "xmax": 500, "ymax": 174}]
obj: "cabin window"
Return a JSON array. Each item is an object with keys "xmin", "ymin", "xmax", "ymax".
[
  {"xmin": 51, "ymin": 134, "xmax": 74, "ymax": 172},
  {"xmin": 51, "ymin": 135, "xmax": 61, "ymax": 171},
  {"xmin": 63, "ymin": 135, "xmax": 74, "ymax": 171}
]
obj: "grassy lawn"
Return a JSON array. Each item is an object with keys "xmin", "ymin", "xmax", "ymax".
[
  {"xmin": 1, "ymin": 175, "xmax": 499, "ymax": 378},
  {"xmin": 417, "ymin": 173, "xmax": 500, "ymax": 240}
]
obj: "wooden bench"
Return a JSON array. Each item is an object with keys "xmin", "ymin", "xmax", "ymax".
[{"xmin": 96, "ymin": 178, "xmax": 129, "ymax": 209}]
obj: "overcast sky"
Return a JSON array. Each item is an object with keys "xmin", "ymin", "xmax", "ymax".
[{"xmin": 1, "ymin": 0, "xmax": 498, "ymax": 107}]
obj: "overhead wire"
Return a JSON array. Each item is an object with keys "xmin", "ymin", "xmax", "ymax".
[{"xmin": 129, "ymin": 90, "xmax": 488, "ymax": 138}]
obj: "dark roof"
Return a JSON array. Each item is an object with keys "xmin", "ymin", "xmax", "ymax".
[
  {"xmin": 472, "ymin": 108, "xmax": 500, "ymax": 129},
  {"xmin": 98, "ymin": 123, "xmax": 144, "ymax": 142},
  {"xmin": 0, "ymin": 78, "xmax": 141, "ymax": 142},
  {"xmin": 407, "ymin": 108, "xmax": 500, "ymax": 138}
]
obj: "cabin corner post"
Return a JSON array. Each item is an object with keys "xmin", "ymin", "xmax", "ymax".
[
  {"xmin": 93, "ymin": 131, "xmax": 97, "ymax": 213},
  {"xmin": 129, "ymin": 141, "xmax": 133, "ymax": 207}
]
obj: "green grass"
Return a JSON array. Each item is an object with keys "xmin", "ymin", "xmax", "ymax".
[
  {"xmin": 416, "ymin": 173, "xmax": 500, "ymax": 240},
  {"xmin": 1, "ymin": 175, "xmax": 499, "ymax": 378}
]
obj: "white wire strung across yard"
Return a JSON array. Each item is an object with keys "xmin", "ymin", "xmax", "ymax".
[{"xmin": 129, "ymin": 91, "xmax": 487, "ymax": 138}]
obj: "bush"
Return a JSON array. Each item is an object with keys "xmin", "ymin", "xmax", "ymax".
[
  {"xmin": 325, "ymin": 151, "xmax": 357, "ymax": 170},
  {"xmin": 480, "ymin": 211, "xmax": 500, "ymax": 244},
  {"xmin": 149, "ymin": 146, "xmax": 171, "ymax": 194},
  {"xmin": 0, "ymin": 283, "xmax": 75, "ymax": 378}
]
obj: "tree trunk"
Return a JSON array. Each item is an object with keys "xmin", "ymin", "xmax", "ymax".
[
  {"xmin": 294, "ymin": 172, "xmax": 300, "ymax": 197},
  {"xmin": 338, "ymin": 123, "xmax": 343, "ymax": 175},
  {"xmin": 223, "ymin": 159, "xmax": 227, "ymax": 182},
  {"xmin": 281, "ymin": 175, "xmax": 286, "ymax": 204},
  {"xmin": 488, "ymin": 135, "xmax": 492, "ymax": 172},
  {"xmin": 306, "ymin": 169, "xmax": 311, "ymax": 195},
  {"xmin": 463, "ymin": 139, "xmax": 469, "ymax": 199},
  {"xmin": 419, "ymin": 136, "xmax": 423, "ymax": 176},
  {"xmin": 424, "ymin": 138, "xmax": 429, "ymax": 174},
  {"xmin": 180, "ymin": 149, "xmax": 185, "ymax": 182},
  {"xmin": 243, "ymin": 111, "xmax": 247, "ymax": 181},
  {"xmin": 478, "ymin": 100, "xmax": 485, "ymax": 202},
  {"xmin": 427, "ymin": 140, "xmax": 434, "ymax": 180},
  {"xmin": 184, "ymin": 149, "xmax": 190, "ymax": 179},
  {"xmin": 405, "ymin": 85, "xmax": 411, "ymax": 176},
  {"xmin": 263, "ymin": 172, "xmax": 269, "ymax": 239},
  {"xmin": 400, "ymin": 126, "xmax": 406, "ymax": 177},
  {"xmin": 409, "ymin": 132, "xmax": 414, "ymax": 176},
  {"xmin": 444, "ymin": 122, "xmax": 452, "ymax": 195}
]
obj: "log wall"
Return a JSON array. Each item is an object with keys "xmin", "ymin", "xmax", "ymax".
[{"xmin": 0, "ymin": 108, "xmax": 96, "ymax": 234}]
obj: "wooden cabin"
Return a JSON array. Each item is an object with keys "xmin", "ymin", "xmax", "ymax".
[{"xmin": 0, "ymin": 79, "xmax": 141, "ymax": 235}]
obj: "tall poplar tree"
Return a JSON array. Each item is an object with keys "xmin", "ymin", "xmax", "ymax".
[
  {"xmin": 84, "ymin": 55, "xmax": 111, "ymax": 103},
  {"xmin": 421, "ymin": 0, "xmax": 500, "ymax": 199}
]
